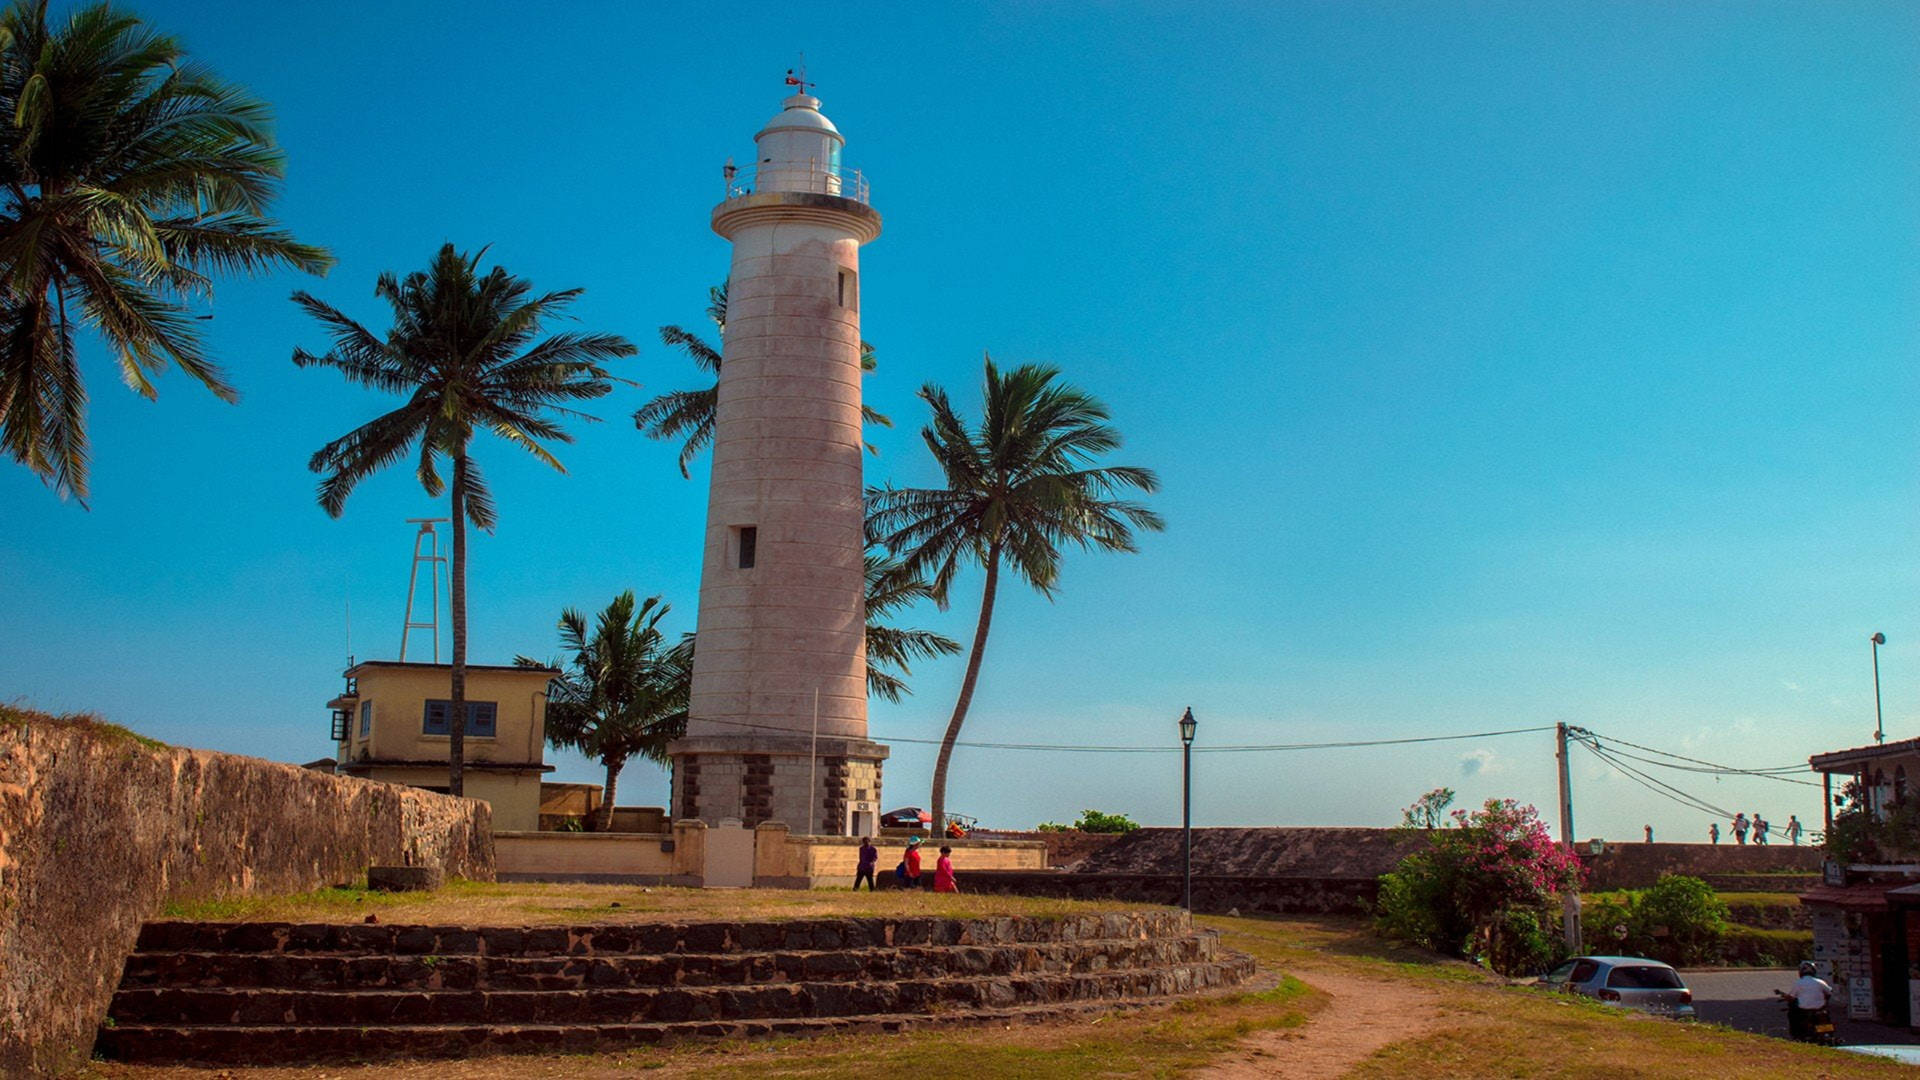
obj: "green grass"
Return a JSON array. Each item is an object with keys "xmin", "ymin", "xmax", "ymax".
[
  {"xmin": 88, "ymin": 912, "xmax": 1912, "ymax": 1080},
  {"xmin": 152, "ymin": 881, "xmax": 1170, "ymax": 926}
]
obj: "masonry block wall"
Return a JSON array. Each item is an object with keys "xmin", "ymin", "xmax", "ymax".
[{"xmin": 0, "ymin": 711, "xmax": 494, "ymax": 1078}]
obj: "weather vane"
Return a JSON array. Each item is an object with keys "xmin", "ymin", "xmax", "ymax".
[{"xmin": 784, "ymin": 54, "xmax": 814, "ymax": 95}]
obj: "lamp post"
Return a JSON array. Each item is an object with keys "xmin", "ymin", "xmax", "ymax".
[
  {"xmin": 1873, "ymin": 632, "xmax": 1887, "ymax": 744},
  {"xmin": 1179, "ymin": 707, "xmax": 1197, "ymax": 911}
]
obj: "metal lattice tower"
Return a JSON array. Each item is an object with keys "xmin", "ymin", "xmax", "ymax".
[{"xmin": 399, "ymin": 518, "xmax": 449, "ymax": 662}]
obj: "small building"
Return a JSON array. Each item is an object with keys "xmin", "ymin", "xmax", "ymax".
[
  {"xmin": 327, "ymin": 661, "xmax": 558, "ymax": 831},
  {"xmin": 1801, "ymin": 737, "xmax": 1920, "ymax": 1027}
]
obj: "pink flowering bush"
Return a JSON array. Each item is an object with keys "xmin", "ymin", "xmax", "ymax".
[{"xmin": 1376, "ymin": 798, "xmax": 1585, "ymax": 975}]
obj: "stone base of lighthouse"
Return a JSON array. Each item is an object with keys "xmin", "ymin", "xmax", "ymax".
[{"xmin": 670, "ymin": 736, "xmax": 888, "ymax": 836}]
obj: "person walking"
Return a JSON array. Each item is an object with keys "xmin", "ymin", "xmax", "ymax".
[
  {"xmin": 1732, "ymin": 812, "xmax": 1749, "ymax": 845},
  {"xmin": 1754, "ymin": 814, "xmax": 1770, "ymax": 845},
  {"xmin": 1709, "ymin": 822, "xmax": 1720, "ymax": 845},
  {"xmin": 897, "ymin": 836, "xmax": 924, "ymax": 890},
  {"xmin": 1786, "ymin": 815, "xmax": 1804, "ymax": 846},
  {"xmin": 1644, "ymin": 824, "xmax": 1654, "ymax": 843},
  {"xmin": 934, "ymin": 845, "xmax": 959, "ymax": 893},
  {"xmin": 854, "ymin": 836, "xmax": 878, "ymax": 891}
]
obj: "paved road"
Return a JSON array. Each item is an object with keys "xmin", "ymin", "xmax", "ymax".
[{"xmin": 1684, "ymin": 968, "xmax": 1920, "ymax": 1046}]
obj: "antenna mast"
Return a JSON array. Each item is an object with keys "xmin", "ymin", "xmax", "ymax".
[{"xmin": 399, "ymin": 518, "xmax": 449, "ymax": 662}]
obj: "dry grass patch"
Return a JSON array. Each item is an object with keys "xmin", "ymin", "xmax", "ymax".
[{"xmin": 158, "ymin": 881, "xmax": 1153, "ymax": 925}]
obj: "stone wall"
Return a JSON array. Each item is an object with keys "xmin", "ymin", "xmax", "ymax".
[
  {"xmin": 1579, "ymin": 842, "xmax": 1824, "ymax": 891},
  {"xmin": 962, "ymin": 871, "xmax": 1379, "ymax": 914},
  {"xmin": 0, "ymin": 709, "xmax": 493, "ymax": 1077},
  {"xmin": 974, "ymin": 830, "xmax": 1129, "ymax": 869}
]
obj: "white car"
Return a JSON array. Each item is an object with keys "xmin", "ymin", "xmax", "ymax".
[{"xmin": 1538, "ymin": 956, "xmax": 1697, "ymax": 1020}]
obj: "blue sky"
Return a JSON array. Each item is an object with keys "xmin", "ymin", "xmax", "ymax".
[{"xmin": 3, "ymin": 1, "xmax": 1916, "ymax": 840}]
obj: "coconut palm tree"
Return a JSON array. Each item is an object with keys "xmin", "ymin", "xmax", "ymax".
[
  {"xmin": 866, "ymin": 356, "xmax": 1163, "ymax": 832},
  {"xmin": 864, "ymin": 550, "xmax": 960, "ymax": 703},
  {"xmin": 292, "ymin": 243, "xmax": 634, "ymax": 795},
  {"xmin": 0, "ymin": 0, "xmax": 332, "ymax": 502},
  {"xmin": 635, "ymin": 280, "xmax": 890, "ymax": 476},
  {"xmin": 523, "ymin": 592, "xmax": 691, "ymax": 832}
]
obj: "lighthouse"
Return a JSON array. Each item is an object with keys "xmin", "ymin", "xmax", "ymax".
[{"xmin": 669, "ymin": 83, "xmax": 887, "ymax": 837}]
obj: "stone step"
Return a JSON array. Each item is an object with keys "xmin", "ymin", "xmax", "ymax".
[
  {"xmin": 98, "ymin": 958, "xmax": 1259, "ymax": 1066},
  {"xmin": 110, "ymin": 961, "xmax": 1245, "ymax": 1027},
  {"xmin": 120, "ymin": 935, "xmax": 1217, "ymax": 991},
  {"xmin": 131, "ymin": 911, "xmax": 1193, "ymax": 959}
]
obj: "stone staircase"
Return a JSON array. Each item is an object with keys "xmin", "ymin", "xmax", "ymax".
[{"xmin": 97, "ymin": 911, "xmax": 1255, "ymax": 1065}]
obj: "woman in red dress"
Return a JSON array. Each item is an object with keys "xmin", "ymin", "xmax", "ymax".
[{"xmin": 933, "ymin": 845, "xmax": 959, "ymax": 893}]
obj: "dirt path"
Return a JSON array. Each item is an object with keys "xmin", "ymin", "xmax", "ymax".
[{"xmin": 1194, "ymin": 963, "xmax": 1448, "ymax": 1079}]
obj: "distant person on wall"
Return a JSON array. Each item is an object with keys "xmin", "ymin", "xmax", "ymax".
[
  {"xmin": 934, "ymin": 845, "xmax": 959, "ymax": 893},
  {"xmin": 1732, "ymin": 812, "xmax": 1749, "ymax": 845},
  {"xmin": 1709, "ymin": 822, "xmax": 1720, "ymax": 845},
  {"xmin": 854, "ymin": 836, "xmax": 878, "ymax": 891},
  {"xmin": 1754, "ymin": 815, "xmax": 1770, "ymax": 845},
  {"xmin": 1644, "ymin": 824, "xmax": 1653, "ymax": 843},
  {"xmin": 1786, "ymin": 815, "xmax": 1803, "ymax": 846}
]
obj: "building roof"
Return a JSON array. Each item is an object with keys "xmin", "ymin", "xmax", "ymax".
[
  {"xmin": 1800, "ymin": 880, "xmax": 1913, "ymax": 911},
  {"xmin": 345, "ymin": 660, "xmax": 559, "ymax": 676},
  {"xmin": 1809, "ymin": 736, "xmax": 1920, "ymax": 773},
  {"xmin": 337, "ymin": 758, "xmax": 555, "ymax": 774}
]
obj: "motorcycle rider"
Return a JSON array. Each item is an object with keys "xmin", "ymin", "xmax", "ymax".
[{"xmin": 1780, "ymin": 961, "xmax": 1834, "ymax": 1040}]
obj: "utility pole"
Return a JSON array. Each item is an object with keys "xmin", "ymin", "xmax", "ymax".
[{"xmin": 1556, "ymin": 723, "xmax": 1583, "ymax": 954}]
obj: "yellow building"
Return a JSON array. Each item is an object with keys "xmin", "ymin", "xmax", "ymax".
[{"xmin": 328, "ymin": 661, "xmax": 557, "ymax": 831}]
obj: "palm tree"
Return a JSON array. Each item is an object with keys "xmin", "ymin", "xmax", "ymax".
[
  {"xmin": 0, "ymin": 0, "xmax": 332, "ymax": 503},
  {"xmin": 866, "ymin": 356, "xmax": 1163, "ymax": 832},
  {"xmin": 635, "ymin": 280, "xmax": 890, "ymax": 476},
  {"xmin": 293, "ymin": 243, "xmax": 634, "ymax": 796},
  {"xmin": 864, "ymin": 550, "xmax": 960, "ymax": 703},
  {"xmin": 523, "ymin": 592, "xmax": 691, "ymax": 832}
]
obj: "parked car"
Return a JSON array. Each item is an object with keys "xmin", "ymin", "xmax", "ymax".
[
  {"xmin": 881, "ymin": 806, "xmax": 932, "ymax": 830},
  {"xmin": 1537, "ymin": 956, "xmax": 1696, "ymax": 1020}
]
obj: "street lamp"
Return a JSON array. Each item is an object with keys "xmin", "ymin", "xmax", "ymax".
[
  {"xmin": 1873, "ymin": 632, "xmax": 1887, "ymax": 744},
  {"xmin": 1179, "ymin": 707, "xmax": 1197, "ymax": 911}
]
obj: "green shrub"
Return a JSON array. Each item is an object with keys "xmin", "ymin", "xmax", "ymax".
[
  {"xmin": 1635, "ymin": 874, "xmax": 1728, "ymax": 966},
  {"xmin": 1062, "ymin": 809, "xmax": 1141, "ymax": 834}
]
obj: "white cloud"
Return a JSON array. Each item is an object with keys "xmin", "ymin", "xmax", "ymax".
[
  {"xmin": 1459, "ymin": 747, "xmax": 1501, "ymax": 777},
  {"xmin": 1782, "ymin": 680, "xmax": 1802, "ymax": 693}
]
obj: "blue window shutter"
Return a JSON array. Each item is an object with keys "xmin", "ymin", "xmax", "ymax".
[
  {"xmin": 423, "ymin": 700, "xmax": 451, "ymax": 735},
  {"xmin": 359, "ymin": 700, "xmax": 373, "ymax": 736},
  {"xmin": 468, "ymin": 701, "xmax": 498, "ymax": 737}
]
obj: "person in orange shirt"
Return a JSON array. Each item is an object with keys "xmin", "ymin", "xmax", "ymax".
[{"xmin": 934, "ymin": 845, "xmax": 959, "ymax": 893}]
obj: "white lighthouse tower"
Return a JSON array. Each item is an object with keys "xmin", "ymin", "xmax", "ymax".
[{"xmin": 669, "ymin": 81, "xmax": 887, "ymax": 836}]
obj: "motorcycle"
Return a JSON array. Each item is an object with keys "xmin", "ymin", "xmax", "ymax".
[{"xmin": 1774, "ymin": 990, "xmax": 1838, "ymax": 1046}]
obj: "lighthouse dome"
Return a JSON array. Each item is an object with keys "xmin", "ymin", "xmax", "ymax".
[
  {"xmin": 757, "ymin": 94, "xmax": 843, "ymax": 142},
  {"xmin": 752, "ymin": 93, "xmax": 848, "ymax": 196}
]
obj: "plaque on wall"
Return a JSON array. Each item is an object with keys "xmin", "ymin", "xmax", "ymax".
[
  {"xmin": 1850, "ymin": 976, "xmax": 1875, "ymax": 1020},
  {"xmin": 1824, "ymin": 859, "xmax": 1847, "ymax": 887}
]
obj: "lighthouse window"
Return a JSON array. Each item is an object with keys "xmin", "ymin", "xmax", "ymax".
[
  {"xmin": 837, "ymin": 269, "xmax": 857, "ymax": 310},
  {"xmin": 737, "ymin": 526, "xmax": 757, "ymax": 569}
]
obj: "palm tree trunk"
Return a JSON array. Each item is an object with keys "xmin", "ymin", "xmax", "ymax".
[
  {"xmin": 598, "ymin": 757, "xmax": 624, "ymax": 833},
  {"xmin": 448, "ymin": 448, "xmax": 469, "ymax": 797},
  {"xmin": 930, "ymin": 545, "xmax": 1000, "ymax": 835}
]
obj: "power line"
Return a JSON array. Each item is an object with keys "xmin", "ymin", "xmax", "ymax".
[
  {"xmin": 681, "ymin": 713, "xmax": 1554, "ymax": 753},
  {"xmin": 1578, "ymin": 728, "xmax": 1820, "ymax": 787},
  {"xmin": 1579, "ymin": 739, "xmax": 1736, "ymax": 819},
  {"xmin": 872, "ymin": 724, "xmax": 1558, "ymax": 754}
]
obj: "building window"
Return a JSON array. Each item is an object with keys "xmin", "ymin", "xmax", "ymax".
[
  {"xmin": 1898, "ymin": 766, "xmax": 1909, "ymax": 806},
  {"xmin": 359, "ymin": 699, "xmax": 373, "ymax": 737},
  {"xmin": 837, "ymin": 268, "xmax": 856, "ymax": 310},
  {"xmin": 736, "ymin": 525, "xmax": 757, "ymax": 569},
  {"xmin": 424, "ymin": 700, "xmax": 498, "ymax": 738}
]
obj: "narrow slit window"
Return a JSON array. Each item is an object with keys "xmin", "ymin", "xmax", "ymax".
[
  {"xmin": 837, "ymin": 269, "xmax": 857, "ymax": 310},
  {"xmin": 737, "ymin": 526, "xmax": 757, "ymax": 569}
]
